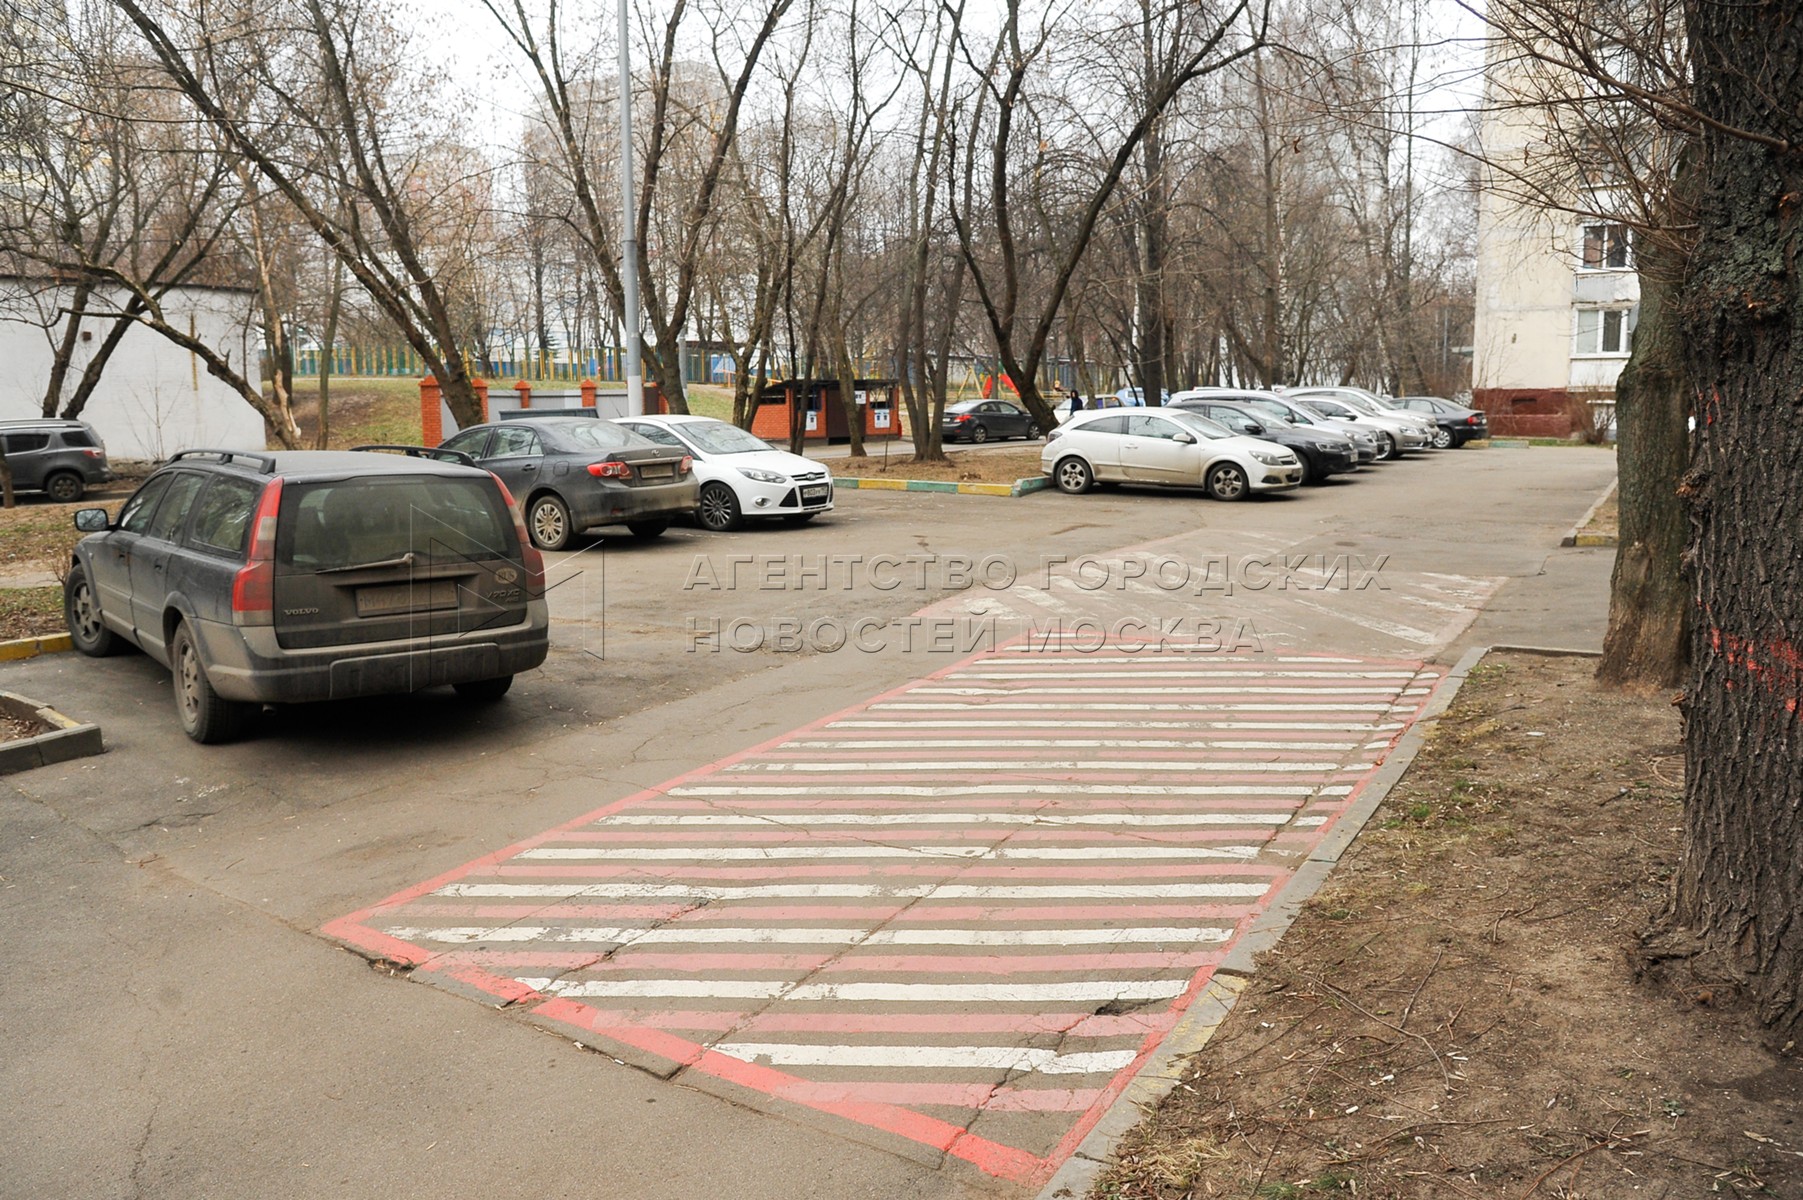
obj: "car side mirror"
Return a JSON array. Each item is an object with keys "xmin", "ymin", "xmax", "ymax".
[
  {"xmin": 1172, "ymin": 431, "xmax": 1197, "ymax": 445},
  {"xmin": 73, "ymin": 508, "xmax": 110, "ymax": 533},
  {"xmin": 1245, "ymin": 423, "xmax": 1265, "ymax": 436}
]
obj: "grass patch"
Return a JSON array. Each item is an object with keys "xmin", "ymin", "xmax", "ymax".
[{"xmin": 0, "ymin": 585, "xmax": 65, "ymax": 641}]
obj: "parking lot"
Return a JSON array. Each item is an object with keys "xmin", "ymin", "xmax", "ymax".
[{"xmin": 1, "ymin": 446, "xmax": 1617, "ymax": 1199}]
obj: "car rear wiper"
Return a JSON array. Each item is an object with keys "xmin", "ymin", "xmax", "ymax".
[{"xmin": 318, "ymin": 552, "xmax": 416, "ymax": 574}]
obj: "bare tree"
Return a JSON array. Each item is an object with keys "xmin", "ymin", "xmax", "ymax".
[
  {"xmin": 112, "ymin": 0, "xmax": 493, "ymax": 425},
  {"xmin": 1482, "ymin": 0, "xmax": 1803, "ymax": 1040},
  {"xmin": 946, "ymin": 0, "xmax": 1268, "ymax": 431},
  {"xmin": 1476, "ymin": 0, "xmax": 1694, "ymax": 687}
]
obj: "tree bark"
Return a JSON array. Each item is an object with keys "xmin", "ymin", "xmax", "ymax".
[
  {"xmin": 1598, "ymin": 230, "xmax": 1689, "ymax": 688},
  {"xmin": 316, "ymin": 258, "xmax": 344, "ymax": 450},
  {"xmin": 1668, "ymin": 0, "xmax": 1803, "ymax": 1041}
]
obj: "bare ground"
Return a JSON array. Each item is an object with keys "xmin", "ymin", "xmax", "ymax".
[
  {"xmin": 1090, "ymin": 651, "xmax": 1803, "ymax": 1200},
  {"xmin": 838, "ymin": 447, "xmax": 1046, "ymax": 484},
  {"xmin": 1583, "ymin": 492, "xmax": 1621, "ymax": 539}
]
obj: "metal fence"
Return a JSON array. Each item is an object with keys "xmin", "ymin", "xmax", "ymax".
[{"xmin": 279, "ymin": 345, "xmax": 1101, "ymax": 393}]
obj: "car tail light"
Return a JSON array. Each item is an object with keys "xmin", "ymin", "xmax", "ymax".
[
  {"xmin": 490, "ymin": 475, "xmax": 545, "ymax": 590},
  {"xmin": 679, "ymin": 455, "xmax": 693, "ymax": 475},
  {"xmin": 80, "ymin": 449, "xmax": 104, "ymax": 459},
  {"xmin": 231, "ymin": 477, "xmax": 284, "ymax": 626},
  {"xmin": 1468, "ymin": 414, "xmax": 1482, "ymax": 425},
  {"xmin": 588, "ymin": 459, "xmax": 633, "ymax": 480},
  {"xmin": 955, "ymin": 414, "xmax": 972, "ymax": 422}
]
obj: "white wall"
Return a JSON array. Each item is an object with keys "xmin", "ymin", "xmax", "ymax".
[
  {"xmin": 1471, "ymin": 48, "xmax": 1641, "ymax": 400},
  {"xmin": 0, "ymin": 279, "xmax": 267, "ymax": 460}
]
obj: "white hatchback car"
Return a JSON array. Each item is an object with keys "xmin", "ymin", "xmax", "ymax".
[
  {"xmin": 614, "ymin": 415, "xmax": 833, "ymax": 531},
  {"xmin": 1041, "ymin": 408, "xmax": 1302, "ymax": 500}
]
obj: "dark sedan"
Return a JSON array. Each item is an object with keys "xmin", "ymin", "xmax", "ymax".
[
  {"xmin": 942, "ymin": 399, "xmax": 1040, "ymax": 443},
  {"xmin": 1172, "ymin": 398, "xmax": 1359, "ymax": 485},
  {"xmin": 441, "ymin": 416, "xmax": 698, "ymax": 549},
  {"xmin": 1394, "ymin": 396, "xmax": 1489, "ymax": 447}
]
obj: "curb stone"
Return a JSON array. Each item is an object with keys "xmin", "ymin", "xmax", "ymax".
[
  {"xmin": 0, "ymin": 689, "xmax": 103, "ymax": 773},
  {"xmin": 0, "ymin": 632, "xmax": 73, "ymax": 661},
  {"xmin": 1034, "ymin": 645, "xmax": 1494, "ymax": 1200},
  {"xmin": 1560, "ymin": 478, "xmax": 1620, "ymax": 547},
  {"xmin": 835, "ymin": 476, "xmax": 1049, "ymax": 498}
]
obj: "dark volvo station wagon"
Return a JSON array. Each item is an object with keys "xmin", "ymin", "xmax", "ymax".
[{"xmin": 64, "ymin": 449, "xmax": 550, "ymax": 742}]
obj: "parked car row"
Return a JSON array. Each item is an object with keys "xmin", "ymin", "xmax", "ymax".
[
  {"xmin": 55, "ymin": 389, "xmax": 1482, "ymax": 741},
  {"xmin": 57, "ymin": 413, "xmax": 837, "ymax": 743},
  {"xmin": 1040, "ymin": 385, "xmax": 1485, "ymax": 499},
  {"xmin": 437, "ymin": 413, "xmax": 833, "ymax": 547}
]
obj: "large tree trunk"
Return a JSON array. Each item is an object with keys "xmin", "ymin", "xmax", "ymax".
[
  {"xmin": 1598, "ymin": 233, "xmax": 1690, "ymax": 688},
  {"xmin": 1665, "ymin": 1, "xmax": 1803, "ymax": 1041}
]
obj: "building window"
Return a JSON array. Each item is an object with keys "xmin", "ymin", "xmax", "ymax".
[
  {"xmin": 1575, "ymin": 307, "xmax": 1635, "ymax": 356},
  {"xmin": 1581, "ymin": 224, "xmax": 1632, "ymax": 270}
]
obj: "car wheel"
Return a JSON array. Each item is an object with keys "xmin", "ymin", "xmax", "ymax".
[
  {"xmin": 1294, "ymin": 454, "xmax": 1314, "ymax": 486},
  {"xmin": 1375, "ymin": 433, "xmax": 1397, "ymax": 461},
  {"xmin": 527, "ymin": 494, "xmax": 572, "ymax": 551},
  {"xmin": 970, "ymin": 423, "xmax": 989, "ymax": 443},
  {"xmin": 697, "ymin": 482, "xmax": 744, "ymax": 532},
  {"xmin": 454, "ymin": 675, "xmax": 513, "ymax": 701},
  {"xmin": 627, "ymin": 520, "xmax": 669, "ymax": 539},
  {"xmin": 64, "ymin": 565, "xmax": 118, "ymax": 656},
  {"xmin": 1430, "ymin": 426, "xmax": 1453, "ymax": 449},
  {"xmin": 1053, "ymin": 456, "xmax": 1093, "ymax": 494},
  {"xmin": 44, "ymin": 471, "xmax": 84, "ymax": 503},
  {"xmin": 1206, "ymin": 461, "xmax": 1250, "ymax": 501},
  {"xmin": 1025, "ymin": 423, "xmax": 1040, "ymax": 440},
  {"xmin": 171, "ymin": 622, "xmax": 253, "ymax": 744}
]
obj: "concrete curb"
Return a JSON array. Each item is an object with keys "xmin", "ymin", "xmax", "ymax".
[
  {"xmin": 1034, "ymin": 646, "xmax": 1492, "ymax": 1200},
  {"xmin": 1560, "ymin": 478, "xmax": 1620, "ymax": 547},
  {"xmin": 0, "ymin": 632, "xmax": 73, "ymax": 661},
  {"xmin": 0, "ymin": 689, "xmax": 103, "ymax": 774},
  {"xmin": 835, "ymin": 476, "xmax": 1049, "ymax": 498}
]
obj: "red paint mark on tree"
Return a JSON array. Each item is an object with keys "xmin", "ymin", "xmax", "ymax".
[{"xmin": 1706, "ymin": 625, "xmax": 1803, "ymax": 716}]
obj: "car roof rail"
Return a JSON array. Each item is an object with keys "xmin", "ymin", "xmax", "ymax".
[
  {"xmin": 169, "ymin": 448, "xmax": 279, "ymax": 473},
  {"xmin": 349, "ymin": 444, "xmax": 476, "ymax": 466}
]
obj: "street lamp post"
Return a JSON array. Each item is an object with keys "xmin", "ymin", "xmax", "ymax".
[{"xmin": 618, "ymin": 0, "xmax": 643, "ymax": 416}]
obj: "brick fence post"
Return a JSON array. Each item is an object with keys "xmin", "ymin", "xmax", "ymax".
[
  {"xmin": 472, "ymin": 379, "xmax": 490, "ymax": 423},
  {"xmin": 419, "ymin": 377, "xmax": 442, "ymax": 447},
  {"xmin": 515, "ymin": 380, "xmax": 532, "ymax": 409},
  {"xmin": 580, "ymin": 379, "xmax": 597, "ymax": 408}
]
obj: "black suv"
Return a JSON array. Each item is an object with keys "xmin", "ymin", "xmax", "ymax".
[
  {"xmin": 64, "ymin": 449, "xmax": 550, "ymax": 743},
  {"xmin": 0, "ymin": 419, "xmax": 113, "ymax": 502}
]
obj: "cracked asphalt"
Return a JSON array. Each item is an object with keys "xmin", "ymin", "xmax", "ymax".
[{"xmin": 0, "ymin": 446, "xmax": 1616, "ymax": 1199}]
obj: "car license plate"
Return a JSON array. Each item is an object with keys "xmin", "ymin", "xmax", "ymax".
[
  {"xmin": 356, "ymin": 580, "xmax": 457, "ymax": 616},
  {"xmin": 800, "ymin": 485, "xmax": 829, "ymax": 503}
]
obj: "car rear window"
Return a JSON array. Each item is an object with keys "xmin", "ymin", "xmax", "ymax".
[
  {"xmin": 549, "ymin": 422, "xmax": 632, "ymax": 450},
  {"xmin": 277, "ymin": 476, "xmax": 516, "ymax": 572},
  {"xmin": 188, "ymin": 476, "xmax": 261, "ymax": 555},
  {"xmin": 61, "ymin": 429, "xmax": 96, "ymax": 447},
  {"xmin": 680, "ymin": 421, "xmax": 766, "ymax": 455}
]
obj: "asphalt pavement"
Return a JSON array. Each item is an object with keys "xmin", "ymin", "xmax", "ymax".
[{"xmin": 0, "ymin": 445, "xmax": 1618, "ymax": 1199}]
